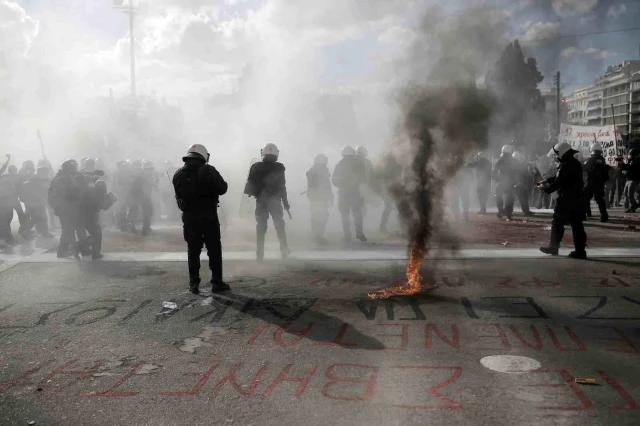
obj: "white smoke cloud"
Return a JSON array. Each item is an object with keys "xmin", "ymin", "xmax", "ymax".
[
  {"xmin": 522, "ymin": 21, "xmax": 561, "ymax": 44},
  {"xmin": 0, "ymin": 0, "xmax": 39, "ymax": 59},
  {"xmin": 607, "ymin": 4, "xmax": 626, "ymax": 19},
  {"xmin": 551, "ymin": 0, "xmax": 598, "ymax": 17}
]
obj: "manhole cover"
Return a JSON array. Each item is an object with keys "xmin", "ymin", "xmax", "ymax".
[{"xmin": 480, "ymin": 355, "xmax": 541, "ymax": 373}]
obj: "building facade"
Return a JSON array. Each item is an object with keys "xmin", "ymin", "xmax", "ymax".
[{"xmin": 566, "ymin": 60, "xmax": 640, "ymax": 144}]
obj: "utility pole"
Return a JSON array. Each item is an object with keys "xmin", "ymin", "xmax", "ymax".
[
  {"xmin": 555, "ymin": 71, "xmax": 561, "ymax": 137},
  {"xmin": 114, "ymin": 1, "xmax": 138, "ymax": 97}
]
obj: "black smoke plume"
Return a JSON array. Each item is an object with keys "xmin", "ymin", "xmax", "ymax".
[{"xmin": 389, "ymin": 86, "xmax": 493, "ymax": 259}]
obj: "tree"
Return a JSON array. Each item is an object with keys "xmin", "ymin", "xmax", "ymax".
[{"xmin": 487, "ymin": 40, "xmax": 545, "ymax": 150}]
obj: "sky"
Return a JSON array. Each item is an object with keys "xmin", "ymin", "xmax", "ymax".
[{"xmin": 1, "ymin": 0, "xmax": 640, "ymax": 164}]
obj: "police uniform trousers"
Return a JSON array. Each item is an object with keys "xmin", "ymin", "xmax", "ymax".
[{"xmin": 182, "ymin": 211, "xmax": 222, "ymax": 284}]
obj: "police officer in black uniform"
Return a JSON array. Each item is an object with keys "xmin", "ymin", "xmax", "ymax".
[
  {"xmin": 244, "ymin": 143, "xmax": 290, "ymax": 262},
  {"xmin": 173, "ymin": 144, "xmax": 228, "ymax": 294},
  {"xmin": 538, "ymin": 141, "xmax": 587, "ymax": 259},
  {"xmin": 583, "ymin": 142, "xmax": 609, "ymax": 222}
]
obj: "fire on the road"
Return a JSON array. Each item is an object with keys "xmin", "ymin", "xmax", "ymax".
[{"xmin": 368, "ymin": 244, "xmax": 429, "ymax": 299}]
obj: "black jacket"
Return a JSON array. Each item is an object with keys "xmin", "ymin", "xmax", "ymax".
[
  {"xmin": 619, "ymin": 158, "xmax": 640, "ymax": 181},
  {"xmin": 584, "ymin": 153, "xmax": 609, "ymax": 187},
  {"xmin": 544, "ymin": 153, "xmax": 583, "ymax": 203},
  {"xmin": 173, "ymin": 159, "xmax": 227, "ymax": 214},
  {"xmin": 332, "ymin": 156, "xmax": 366, "ymax": 193},
  {"xmin": 244, "ymin": 159, "xmax": 289, "ymax": 208}
]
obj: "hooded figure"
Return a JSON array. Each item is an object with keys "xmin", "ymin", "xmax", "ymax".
[
  {"xmin": 173, "ymin": 144, "xmax": 228, "ymax": 294},
  {"xmin": 538, "ymin": 142, "xmax": 587, "ymax": 259},
  {"xmin": 306, "ymin": 154, "xmax": 333, "ymax": 245},
  {"xmin": 244, "ymin": 143, "xmax": 290, "ymax": 261}
]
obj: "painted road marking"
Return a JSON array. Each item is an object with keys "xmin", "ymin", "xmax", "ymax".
[{"xmin": 1, "ymin": 247, "xmax": 639, "ymax": 265}]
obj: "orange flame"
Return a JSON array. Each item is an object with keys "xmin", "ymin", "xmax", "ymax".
[{"xmin": 368, "ymin": 245, "xmax": 427, "ymax": 299}]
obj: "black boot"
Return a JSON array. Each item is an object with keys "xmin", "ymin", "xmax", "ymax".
[
  {"xmin": 539, "ymin": 246, "xmax": 558, "ymax": 256},
  {"xmin": 211, "ymin": 281, "xmax": 230, "ymax": 293},
  {"xmin": 568, "ymin": 250, "xmax": 587, "ymax": 260},
  {"xmin": 189, "ymin": 279, "xmax": 200, "ymax": 295}
]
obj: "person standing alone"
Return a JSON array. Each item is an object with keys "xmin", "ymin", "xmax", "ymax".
[{"xmin": 173, "ymin": 144, "xmax": 228, "ymax": 294}]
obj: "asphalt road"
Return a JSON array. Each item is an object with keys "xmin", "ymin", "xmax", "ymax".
[{"xmin": 1, "ymin": 255, "xmax": 639, "ymax": 425}]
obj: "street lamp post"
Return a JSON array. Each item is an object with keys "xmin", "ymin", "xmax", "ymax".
[{"xmin": 113, "ymin": 1, "xmax": 139, "ymax": 97}]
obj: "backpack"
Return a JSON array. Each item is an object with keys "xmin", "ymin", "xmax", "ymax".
[{"xmin": 174, "ymin": 165, "xmax": 202, "ymax": 212}]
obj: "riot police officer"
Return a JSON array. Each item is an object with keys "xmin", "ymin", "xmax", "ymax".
[
  {"xmin": 306, "ymin": 154, "xmax": 333, "ymax": 245},
  {"xmin": 173, "ymin": 144, "xmax": 228, "ymax": 294},
  {"xmin": 493, "ymin": 144, "xmax": 516, "ymax": 220},
  {"xmin": 583, "ymin": 142, "xmax": 609, "ymax": 222},
  {"xmin": 244, "ymin": 143, "xmax": 290, "ymax": 261},
  {"xmin": 538, "ymin": 142, "xmax": 587, "ymax": 259},
  {"xmin": 332, "ymin": 146, "xmax": 367, "ymax": 243}
]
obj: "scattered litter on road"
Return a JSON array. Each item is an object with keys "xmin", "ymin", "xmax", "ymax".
[
  {"xmin": 27, "ymin": 421, "xmax": 36, "ymax": 425},
  {"xmin": 162, "ymin": 301, "xmax": 178, "ymax": 310},
  {"xmin": 501, "ymin": 241, "xmax": 510, "ymax": 246},
  {"xmin": 543, "ymin": 226, "xmax": 552, "ymax": 230},
  {"xmin": 135, "ymin": 364, "xmax": 160, "ymax": 375},
  {"xmin": 574, "ymin": 377, "xmax": 599, "ymax": 385},
  {"xmin": 92, "ymin": 372, "xmax": 116, "ymax": 377}
]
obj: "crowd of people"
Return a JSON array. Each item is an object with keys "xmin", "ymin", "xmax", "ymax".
[{"xmin": 1, "ymin": 140, "xmax": 639, "ymax": 275}]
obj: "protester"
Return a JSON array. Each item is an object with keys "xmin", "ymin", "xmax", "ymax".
[
  {"xmin": 617, "ymin": 148, "xmax": 640, "ymax": 213},
  {"xmin": 173, "ymin": 144, "xmax": 228, "ymax": 294}
]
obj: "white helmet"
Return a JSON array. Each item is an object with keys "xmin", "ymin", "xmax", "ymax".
[
  {"xmin": 356, "ymin": 146, "xmax": 368, "ymax": 158},
  {"xmin": 183, "ymin": 144, "xmax": 209, "ymax": 162},
  {"xmin": 314, "ymin": 153, "xmax": 328, "ymax": 165},
  {"xmin": 552, "ymin": 141, "xmax": 574, "ymax": 158},
  {"xmin": 501, "ymin": 144, "xmax": 514, "ymax": 155},
  {"xmin": 342, "ymin": 146, "xmax": 356, "ymax": 157},
  {"xmin": 261, "ymin": 143, "xmax": 279, "ymax": 159},
  {"xmin": 590, "ymin": 142, "xmax": 603, "ymax": 153}
]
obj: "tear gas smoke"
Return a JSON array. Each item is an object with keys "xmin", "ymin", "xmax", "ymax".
[{"xmin": 369, "ymin": 7, "xmax": 499, "ymax": 298}]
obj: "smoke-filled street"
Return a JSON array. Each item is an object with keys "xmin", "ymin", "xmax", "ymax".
[
  {"xmin": 1, "ymin": 208, "xmax": 640, "ymax": 425},
  {"xmin": 3, "ymin": 0, "xmax": 640, "ymax": 425}
]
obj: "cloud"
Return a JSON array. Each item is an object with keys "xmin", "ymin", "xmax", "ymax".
[
  {"xmin": 561, "ymin": 46, "xmax": 613, "ymax": 61},
  {"xmin": 561, "ymin": 46, "xmax": 579, "ymax": 59},
  {"xmin": 521, "ymin": 21, "xmax": 560, "ymax": 44},
  {"xmin": 583, "ymin": 47, "xmax": 612, "ymax": 60},
  {"xmin": 607, "ymin": 4, "xmax": 626, "ymax": 19},
  {"xmin": 0, "ymin": 0, "xmax": 39, "ymax": 59},
  {"xmin": 551, "ymin": 0, "xmax": 598, "ymax": 17}
]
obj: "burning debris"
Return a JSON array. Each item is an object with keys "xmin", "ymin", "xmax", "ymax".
[{"xmin": 369, "ymin": 86, "xmax": 492, "ymax": 299}]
